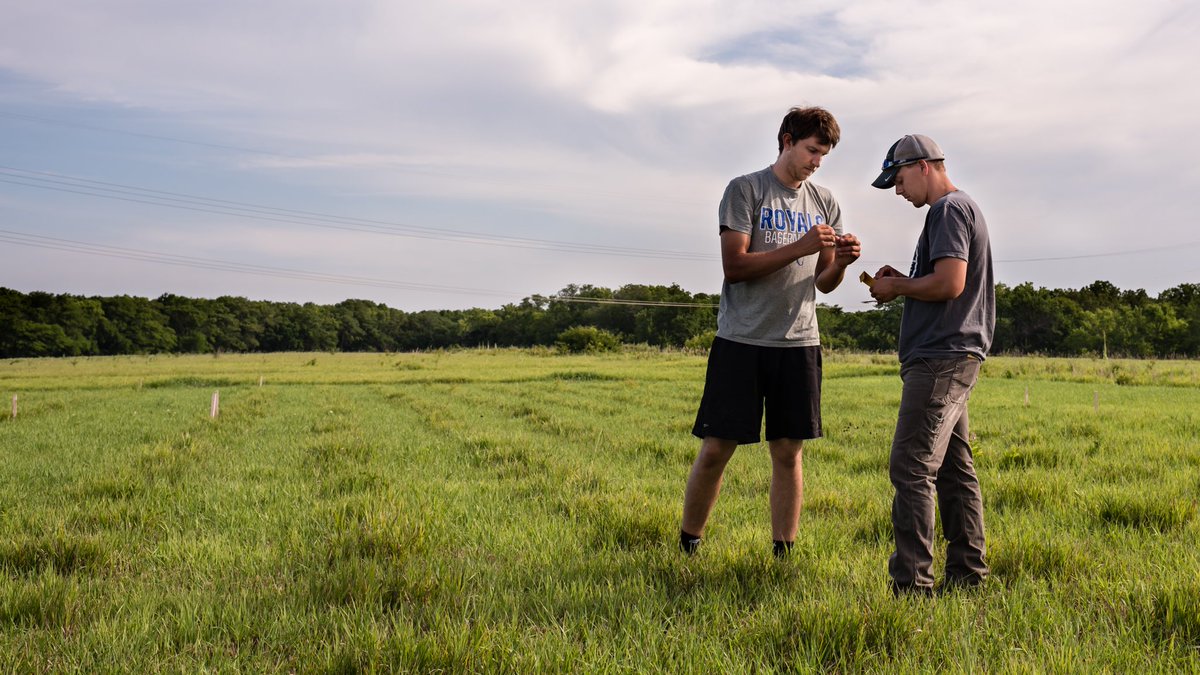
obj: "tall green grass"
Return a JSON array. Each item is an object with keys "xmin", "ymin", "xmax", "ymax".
[{"xmin": 1, "ymin": 350, "xmax": 1198, "ymax": 671}]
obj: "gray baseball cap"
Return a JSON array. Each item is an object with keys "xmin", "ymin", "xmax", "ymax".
[{"xmin": 871, "ymin": 134, "xmax": 944, "ymax": 189}]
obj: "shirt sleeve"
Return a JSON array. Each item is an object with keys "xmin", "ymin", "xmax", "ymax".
[
  {"xmin": 927, "ymin": 199, "xmax": 972, "ymax": 262},
  {"xmin": 718, "ymin": 176, "xmax": 756, "ymax": 235}
]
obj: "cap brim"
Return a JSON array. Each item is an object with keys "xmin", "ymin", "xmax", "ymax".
[{"xmin": 871, "ymin": 169, "xmax": 897, "ymax": 189}]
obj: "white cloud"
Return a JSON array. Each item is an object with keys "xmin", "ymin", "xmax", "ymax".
[{"xmin": 2, "ymin": 0, "xmax": 1198, "ymax": 311}]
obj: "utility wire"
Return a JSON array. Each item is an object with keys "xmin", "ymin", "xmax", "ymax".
[
  {"xmin": 0, "ymin": 229, "xmax": 723, "ymax": 308},
  {"xmin": 0, "ymin": 229, "xmax": 517, "ymax": 298},
  {"xmin": 0, "ymin": 110, "xmax": 310, "ymax": 159},
  {"xmin": 5, "ymin": 114, "xmax": 1198, "ymax": 265},
  {"xmin": 6, "ymin": 166, "xmax": 1194, "ymax": 266},
  {"xmin": 0, "ymin": 166, "xmax": 717, "ymax": 262}
]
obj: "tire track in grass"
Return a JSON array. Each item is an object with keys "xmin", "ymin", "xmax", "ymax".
[{"xmin": 378, "ymin": 380, "xmax": 677, "ymax": 596}]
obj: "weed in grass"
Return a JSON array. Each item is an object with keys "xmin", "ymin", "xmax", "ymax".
[
  {"xmin": 1094, "ymin": 493, "xmax": 1197, "ymax": 532},
  {"xmin": 462, "ymin": 435, "xmax": 547, "ymax": 481},
  {"xmin": 1150, "ymin": 580, "xmax": 1200, "ymax": 648},
  {"xmin": 75, "ymin": 475, "xmax": 144, "ymax": 502},
  {"xmin": 0, "ymin": 571, "xmax": 85, "ymax": 628},
  {"xmin": 742, "ymin": 598, "xmax": 916, "ymax": 670},
  {"xmin": 143, "ymin": 376, "xmax": 240, "ymax": 389},
  {"xmin": 319, "ymin": 470, "xmax": 386, "ymax": 498},
  {"xmin": 807, "ymin": 490, "xmax": 859, "ymax": 517},
  {"xmin": 0, "ymin": 532, "xmax": 109, "ymax": 576},
  {"xmin": 136, "ymin": 439, "xmax": 202, "ymax": 486},
  {"xmin": 508, "ymin": 402, "xmax": 572, "ymax": 437},
  {"xmin": 308, "ymin": 503, "xmax": 443, "ymax": 612},
  {"xmin": 306, "ymin": 434, "xmax": 374, "ymax": 467},
  {"xmin": 543, "ymin": 370, "xmax": 621, "ymax": 382},
  {"xmin": 854, "ymin": 509, "xmax": 893, "ymax": 545},
  {"xmin": 988, "ymin": 474, "xmax": 1061, "ymax": 512},
  {"xmin": 557, "ymin": 494, "xmax": 674, "ymax": 552},
  {"xmin": 992, "ymin": 446, "xmax": 1061, "ymax": 471},
  {"xmin": 988, "ymin": 532, "xmax": 1087, "ymax": 585}
]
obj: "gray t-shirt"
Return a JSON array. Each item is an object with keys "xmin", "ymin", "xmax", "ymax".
[
  {"xmin": 715, "ymin": 167, "xmax": 843, "ymax": 347},
  {"xmin": 898, "ymin": 190, "xmax": 995, "ymax": 363}
]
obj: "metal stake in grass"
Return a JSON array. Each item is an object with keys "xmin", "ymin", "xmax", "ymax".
[{"xmin": 211, "ymin": 390, "xmax": 220, "ymax": 419}]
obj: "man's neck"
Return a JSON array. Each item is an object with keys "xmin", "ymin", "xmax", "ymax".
[
  {"xmin": 770, "ymin": 160, "xmax": 803, "ymax": 190},
  {"xmin": 926, "ymin": 178, "xmax": 958, "ymax": 206}
]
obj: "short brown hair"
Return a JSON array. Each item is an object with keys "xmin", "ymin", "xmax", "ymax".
[{"xmin": 777, "ymin": 107, "xmax": 840, "ymax": 153}]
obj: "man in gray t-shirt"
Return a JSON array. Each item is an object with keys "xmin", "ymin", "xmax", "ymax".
[
  {"xmin": 868, "ymin": 134, "xmax": 995, "ymax": 595},
  {"xmin": 679, "ymin": 107, "xmax": 862, "ymax": 558}
]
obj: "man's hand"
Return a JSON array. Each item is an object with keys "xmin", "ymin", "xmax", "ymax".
[
  {"xmin": 833, "ymin": 233, "xmax": 861, "ymax": 268},
  {"xmin": 796, "ymin": 224, "xmax": 838, "ymax": 257},
  {"xmin": 870, "ymin": 277, "xmax": 902, "ymax": 303},
  {"xmin": 870, "ymin": 266, "xmax": 907, "ymax": 303}
]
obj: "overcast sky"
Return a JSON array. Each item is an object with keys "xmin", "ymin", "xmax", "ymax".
[{"xmin": 2, "ymin": 1, "xmax": 1198, "ymax": 312}]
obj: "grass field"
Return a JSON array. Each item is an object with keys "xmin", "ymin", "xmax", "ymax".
[{"xmin": 2, "ymin": 350, "xmax": 1199, "ymax": 672}]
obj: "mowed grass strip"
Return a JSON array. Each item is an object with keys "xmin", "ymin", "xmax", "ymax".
[{"xmin": 1, "ymin": 350, "xmax": 1198, "ymax": 671}]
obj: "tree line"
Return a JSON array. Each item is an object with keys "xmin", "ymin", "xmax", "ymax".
[{"xmin": 2, "ymin": 280, "xmax": 1198, "ymax": 358}]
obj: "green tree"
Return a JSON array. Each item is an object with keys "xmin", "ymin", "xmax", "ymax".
[
  {"xmin": 1159, "ymin": 284, "xmax": 1200, "ymax": 356},
  {"xmin": 555, "ymin": 326, "xmax": 621, "ymax": 353},
  {"xmin": 156, "ymin": 294, "xmax": 211, "ymax": 353},
  {"xmin": 458, "ymin": 308, "xmax": 501, "ymax": 347},
  {"xmin": 97, "ymin": 295, "xmax": 177, "ymax": 354}
]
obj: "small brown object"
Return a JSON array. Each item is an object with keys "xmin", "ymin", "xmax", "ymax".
[{"xmin": 859, "ymin": 270, "xmax": 874, "ymax": 288}]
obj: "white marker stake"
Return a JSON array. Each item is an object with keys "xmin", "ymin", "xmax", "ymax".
[
  {"xmin": 1024, "ymin": 387, "xmax": 1029, "ymax": 407},
  {"xmin": 211, "ymin": 391, "xmax": 220, "ymax": 419},
  {"xmin": 259, "ymin": 375, "xmax": 264, "ymax": 387},
  {"xmin": 1094, "ymin": 391, "xmax": 1099, "ymax": 412}
]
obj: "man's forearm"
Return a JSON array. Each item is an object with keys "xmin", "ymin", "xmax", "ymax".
[
  {"xmin": 893, "ymin": 273, "xmax": 962, "ymax": 302},
  {"xmin": 815, "ymin": 262, "xmax": 846, "ymax": 293}
]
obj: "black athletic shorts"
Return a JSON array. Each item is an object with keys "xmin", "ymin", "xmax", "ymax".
[{"xmin": 691, "ymin": 336, "xmax": 822, "ymax": 444}]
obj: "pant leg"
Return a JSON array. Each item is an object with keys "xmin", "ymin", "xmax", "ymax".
[
  {"xmin": 937, "ymin": 404, "xmax": 989, "ymax": 581},
  {"xmin": 888, "ymin": 356, "xmax": 978, "ymax": 589}
]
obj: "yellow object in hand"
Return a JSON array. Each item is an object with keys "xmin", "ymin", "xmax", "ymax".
[{"xmin": 859, "ymin": 271, "xmax": 874, "ymax": 288}]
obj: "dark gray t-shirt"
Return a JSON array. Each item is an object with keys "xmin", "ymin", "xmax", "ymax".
[
  {"xmin": 715, "ymin": 167, "xmax": 843, "ymax": 347},
  {"xmin": 898, "ymin": 190, "xmax": 995, "ymax": 363}
]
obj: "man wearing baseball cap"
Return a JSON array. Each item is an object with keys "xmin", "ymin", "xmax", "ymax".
[{"xmin": 866, "ymin": 134, "xmax": 995, "ymax": 596}]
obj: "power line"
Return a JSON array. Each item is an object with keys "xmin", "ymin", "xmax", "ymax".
[
  {"xmin": 542, "ymin": 296, "xmax": 717, "ymax": 308},
  {"xmin": 0, "ymin": 110, "xmax": 310, "ymax": 159},
  {"xmin": 6, "ymin": 166, "xmax": 1194, "ymax": 267},
  {"xmin": 0, "ymin": 110, "xmax": 701, "ymax": 208},
  {"xmin": 0, "ymin": 228, "xmax": 723, "ymax": 308},
  {"xmin": 5, "ymin": 113, "xmax": 1198, "ymax": 267},
  {"xmin": 0, "ymin": 229, "xmax": 517, "ymax": 298},
  {"xmin": 996, "ymin": 244, "xmax": 1200, "ymax": 262},
  {"xmin": 0, "ymin": 166, "xmax": 718, "ymax": 262}
]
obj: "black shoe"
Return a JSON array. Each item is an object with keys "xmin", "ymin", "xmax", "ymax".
[
  {"xmin": 680, "ymin": 530, "xmax": 701, "ymax": 555},
  {"xmin": 939, "ymin": 574, "xmax": 987, "ymax": 594},
  {"xmin": 891, "ymin": 581, "xmax": 933, "ymax": 598}
]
